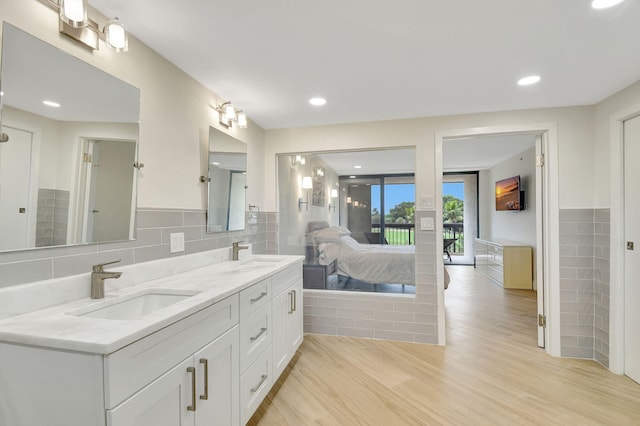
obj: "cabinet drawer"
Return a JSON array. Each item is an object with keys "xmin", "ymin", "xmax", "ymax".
[
  {"xmin": 240, "ymin": 303, "xmax": 271, "ymax": 372},
  {"xmin": 239, "ymin": 278, "xmax": 271, "ymax": 319},
  {"xmin": 240, "ymin": 345, "xmax": 272, "ymax": 425},
  {"xmin": 104, "ymin": 295, "xmax": 239, "ymax": 409},
  {"xmin": 271, "ymin": 263, "xmax": 302, "ymax": 296}
]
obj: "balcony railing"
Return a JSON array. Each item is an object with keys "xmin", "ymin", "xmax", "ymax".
[
  {"xmin": 443, "ymin": 222, "xmax": 464, "ymax": 254},
  {"xmin": 371, "ymin": 223, "xmax": 415, "ymax": 245}
]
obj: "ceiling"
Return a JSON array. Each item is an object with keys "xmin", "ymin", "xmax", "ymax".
[
  {"xmin": 443, "ymin": 134, "xmax": 537, "ymax": 172},
  {"xmin": 90, "ymin": 0, "xmax": 640, "ymax": 130},
  {"xmin": 317, "ymin": 149, "xmax": 416, "ymax": 175}
]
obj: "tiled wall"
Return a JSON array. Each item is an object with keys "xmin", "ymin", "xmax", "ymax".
[
  {"xmin": 302, "ymin": 210, "xmax": 439, "ymax": 344},
  {"xmin": 35, "ymin": 189, "xmax": 70, "ymax": 247},
  {"xmin": 559, "ymin": 209, "xmax": 610, "ymax": 365},
  {"xmin": 0, "ymin": 208, "xmax": 277, "ymax": 289},
  {"xmin": 594, "ymin": 209, "xmax": 610, "ymax": 367}
]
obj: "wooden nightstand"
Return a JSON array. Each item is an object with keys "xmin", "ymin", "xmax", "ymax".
[{"xmin": 303, "ymin": 259, "xmax": 337, "ymax": 289}]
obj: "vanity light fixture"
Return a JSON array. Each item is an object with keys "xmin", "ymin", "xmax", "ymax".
[
  {"xmin": 298, "ymin": 176, "xmax": 313, "ymax": 211},
  {"xmin": 215, "ymin": 101, "xmax": 248, "ymax": 129},
  {"xmin": 292, "ymin": 155, "xmax": 306, "ymax": 166},
  {"xmin": 43, "ymin": 0, "xmax": 129, "ymax": 52},
  {"xmin": 346, "ymin": 196, "xmax": 352, "ymax": 204}
]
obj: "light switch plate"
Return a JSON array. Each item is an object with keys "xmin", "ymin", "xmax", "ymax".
[
  {"xmin": 420, "ymin": 217, "xmax": 434, "ymax": 231},
  {"xmin": 419, "ymin": 196, "xmax": 435, "ymax": 210},
  {"xmin": 170, "ymin": 232, "xmax": 185, "ymax": 253}
]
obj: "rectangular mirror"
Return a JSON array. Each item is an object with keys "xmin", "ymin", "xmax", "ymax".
[
  {"xmin": 207, "ymin": 127, "xmax": 247, "ymax": 233},
  {"xmin": 0, "ymin": 23, "xmax": 140, "ymax": 252}
]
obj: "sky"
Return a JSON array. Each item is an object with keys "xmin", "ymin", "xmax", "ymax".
[
  {"xmin": 443, "ymin": 182, "xmax": 464, "ymax": 200},
  {"xmin": 369, "ymin": 182, "xmax": 463, "ymax": 213}
]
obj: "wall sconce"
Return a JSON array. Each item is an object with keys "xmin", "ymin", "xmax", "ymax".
[
  {"xmin": 298, "ymin": 176, "xmax": 313, "ymax": 211},
  {"xmin": 353, "ymin": 201, "xmax": 360, "ymax": 207},
  {"xmin": 215, "ymin": 101, "xmax": 248, "ymax": 129},
  {"xmin": 43, "ymin": 0, "xmax": 129, "ymax": 52},
  {"xmin": 328, "ymin": 189, "xmax": 338, "ymax": 212},
  {"xmin": 292, "ymin": 155, "xmax": 306, "ymax": 166},
  {"xmin": 314, "ymin": 167, "xmax": 325, "ymax": 177},
  {"xmin": 346, "ymin": 196, "xmax": 352, "ymax": 204}
]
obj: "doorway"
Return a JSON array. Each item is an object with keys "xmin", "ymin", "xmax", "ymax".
[{"xmin": 436, "ymin": 125, "xmax": 559, "ymax": 352}]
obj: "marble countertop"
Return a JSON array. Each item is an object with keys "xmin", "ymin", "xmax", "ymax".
[{"xmin": 0, "ymin": 254, "xmax": 302, "ymax": 355}]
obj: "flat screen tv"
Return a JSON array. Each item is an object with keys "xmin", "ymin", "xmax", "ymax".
[{"xmin": 495, "ymin": 175, "xmax": 524, "ymax": 211}]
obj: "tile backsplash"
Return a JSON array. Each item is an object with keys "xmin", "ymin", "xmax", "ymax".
[
  {"xmin": 559, "ymin": 208, "xmax": 610, "ymax": 366},
  {"xmin": 0, "ymin": 208, "xmax": 278, "ymax": 289}
]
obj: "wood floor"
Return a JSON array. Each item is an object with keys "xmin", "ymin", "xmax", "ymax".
[{"xmin": 249, "ymin": 266, "xmax": 640, "ymax": 425}]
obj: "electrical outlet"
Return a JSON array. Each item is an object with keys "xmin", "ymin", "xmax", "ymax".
[{"xmin": 170, "ymin": 232, "xmax": 185, "ymax": 253}]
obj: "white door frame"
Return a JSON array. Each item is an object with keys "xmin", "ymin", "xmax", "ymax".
[
  {"xmin": 435, "ymin": 122, "xmax": 560, "ymax": 356},
  {"xmin": 608, "ymin": 103, "xmax": 640, "ymax": 375}
]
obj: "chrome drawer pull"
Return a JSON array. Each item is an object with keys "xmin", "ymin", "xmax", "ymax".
[
  {"xmin": 288, "ymin": 291, "xmax": 294, "ymax": 314},
  {"xmin": 250, "ymin": 374, "xmax": 268, "ymax": 393},
  {"xmin": 292, "ymin": 289, "xmax": 297, "ymax": 312},
  {"xmin": 250, "ymin": 327, "xmax": 267, "ymax": 342},
  {"xmin": 199, "ymin": 358, "xmax": 209, "ymax": 400},
  {"xmin": 187, "ymin": 367, "xmax": 196, "ymax": 412},
  {"xmin": 250, "ymin": 291, "xmax": 268, "ymax": 303}
]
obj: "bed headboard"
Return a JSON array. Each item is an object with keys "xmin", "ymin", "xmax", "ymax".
[
  {"xmin": 305, "ymin": 221, "xmax": 329, "ymax": 262},
  {"xmin": 306, "ymin": 221, "xmax": 330, "ymax": 233}
]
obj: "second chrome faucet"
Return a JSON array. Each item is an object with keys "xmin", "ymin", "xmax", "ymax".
[
  {"xmin": 91, "ymin": 259, "xmax": 122, "ymax": 299},
  {"xmin": 232, "ymin": 241, "xmax": 249, "ymax": 261}
]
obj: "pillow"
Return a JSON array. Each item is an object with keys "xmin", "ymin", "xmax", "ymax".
[
  {"xmin": 311, "ymin": 226, "xmax": 350, "ymax": 242},
  {"xmin": 337, "ymin": 235, "xmax": 360, "ymax": 249},
  {"xmin": 336, "ymin": 226, "xmax": 352, "ymax": 236}
]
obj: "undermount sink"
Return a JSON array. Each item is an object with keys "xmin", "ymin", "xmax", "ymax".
[{"xmin": 69, "ymin": 289, "xmax": 200, "ymax": 320}]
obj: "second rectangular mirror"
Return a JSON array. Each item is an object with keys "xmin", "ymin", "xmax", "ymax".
[{"xmin": 207, "ymin": 127, "xmax": 247, "ymax": 232}]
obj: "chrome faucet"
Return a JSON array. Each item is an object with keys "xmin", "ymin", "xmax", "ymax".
[
  {"xmin": 232, "ymin": 241, "xmax": 249, "ymax": 261},
  {"xmin": 91, "ymin": 259, "xmax": 122, "ymax": 299}
]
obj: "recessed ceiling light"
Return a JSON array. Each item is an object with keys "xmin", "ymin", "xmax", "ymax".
[
  {"xmin": 212, "ymin": 162, "xmax": 220, "ymax": 165},
  {"xmin": 309, "ymin": 97, "xmax": 327, "ymax": 106},
  {"xmin": 43, "ymin": 100, "xmax": 61, "ymax": 108},
  {"xmin": 349, "ymin": 175, "xmax": 356, "ymax": 179},
  {"xmin": 354, "ymin": 165, "xmax": 362, "ymax": 169},
  {"xmin": 591, "ymin": 0, "xmax": 626, "ymax": 9},
  {"xmin": 517, "ymin": 75, "xmax": 541, "ymax": 86}
]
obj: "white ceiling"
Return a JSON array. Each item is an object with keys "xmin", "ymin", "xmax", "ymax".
[
  {"xmin": 317, "ymin": 149, "xmax": 416, "ymax": 175},
  {"xmin": 90, "ymin": 0, "xmax": 640, "ymax": 130}
]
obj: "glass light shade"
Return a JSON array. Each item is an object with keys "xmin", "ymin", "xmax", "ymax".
[
  {"xmin": 60, "ymin": 0, "xmax": 88, "ymax": 28},
  {"xmin": 346, "ymin": 197, "xmax": 352, "ymax": 204},
  {"xmin": 302, "ymin": 176, "xmax": 313, "ymax": 189},
  {"xmin": 224, "ymin": 103, "xmax": 237, "ymax": 121},
  {"xmin": 354, "ymin": 201, "xmax": 359, "ymax": 207},
  {"xmin": 330, "ymin": 189, "xmax": 338, "ymax": 198},
  {"xmin": 105, "ymin": 18, "xmax": 128, "ymax": 52},
  {"xmin": 236, "ymin": 111, "xmax": 248, "ymax": 128}
]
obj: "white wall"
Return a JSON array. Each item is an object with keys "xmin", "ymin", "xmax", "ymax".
[{"xmin": 478, "ymin": 147, "xmax": 537, "ymax": 288}]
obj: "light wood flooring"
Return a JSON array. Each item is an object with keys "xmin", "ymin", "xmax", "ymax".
[{"xmin": 249, "ymin": 266, "xmax": 640, "ymax": 425}]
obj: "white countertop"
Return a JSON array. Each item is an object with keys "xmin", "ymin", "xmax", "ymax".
[{"xmin": 0, "ymin": 253, "xmax": 302, "ymax": 355}]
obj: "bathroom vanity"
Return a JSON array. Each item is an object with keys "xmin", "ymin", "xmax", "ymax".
[{"xmin": 0, "ymin": 248, "xmax": 303, "ymax": 426}]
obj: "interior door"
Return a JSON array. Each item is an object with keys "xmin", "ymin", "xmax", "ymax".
[
  {"xmin": 624, "ymin": 114, "xmax": 640, "ymax": 384},
  {"xmin": 83, "ymin": 139, "xmax": 136, "ymax": 243},
  {"xmin": 0, "ymin": 126, "xmax": 34, "ymax": 250},
  {"xmin": 535, "ymin": 136, "xmax": 545, "ymax": 348}
]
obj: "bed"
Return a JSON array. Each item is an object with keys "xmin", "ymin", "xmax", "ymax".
[
  {"xmin": 306, "ymin": 221, "xmax": 450, "ymax": 289},
  {"xmin": 307, "ymin": 221, "xmax": 415, "ymax": 286}
]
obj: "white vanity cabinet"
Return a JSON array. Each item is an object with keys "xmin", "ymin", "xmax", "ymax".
[
  {"xmin": 272, "ymin": 264, "xmax": 303, "ymax": 379},
  {"xmin": 0, "ymin": 256, "xmax": 304, "ymax": 426},
  {"xmin": 107, "ymin": 325, "xmax": 239, "ymax": 426}
]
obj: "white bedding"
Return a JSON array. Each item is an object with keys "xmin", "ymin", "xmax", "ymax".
[{"xmin": 318, "ymin": 236, "xmax": 415, "ymax": 285}]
